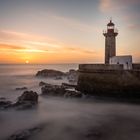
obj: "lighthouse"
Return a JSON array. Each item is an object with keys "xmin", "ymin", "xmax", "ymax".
[{"xmin": 103, "ymin": 20, "xmax": 118, "ymax": 64}]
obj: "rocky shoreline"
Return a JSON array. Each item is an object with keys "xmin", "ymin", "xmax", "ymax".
[
  {"xmin": 1, "ymin": 68, "xmax": 140, "ymax": 140},
  {"xmin": 1, "ymin": 68, "xmax": 140, "ymax": 112},
  {"xmin": 36, "ymin": 69, "xmax": 78, "ymax": 83},
  {"xmin": 41, "ymin": 81, "xmax": 83, "ymax": 98},
  {"xmin": 0, "ymin": 91, "xmax": 38, "ymax": 110},
  {"xmin": 7, "ymin": 124, "xmax": 45, "ymax": 140}
]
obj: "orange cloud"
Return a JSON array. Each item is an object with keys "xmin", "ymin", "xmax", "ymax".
[
  {"xmin": 0, "ymin": 30, "xmax": 103, "ymax": 64},
  {"xmin": 63, "ymin": 46, "xmax": 95, "ymax": 54},
  {"xmin": 0, "ymin": 43, "xmax": 26, "ymax": 50}
]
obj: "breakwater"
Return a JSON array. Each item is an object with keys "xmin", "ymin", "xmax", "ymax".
[{"xmin": 77, "ymin": 64, "xmax": 140, "ymax": 98}]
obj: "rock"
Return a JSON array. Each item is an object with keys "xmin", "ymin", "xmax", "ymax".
[
  {"xmin": 67, "ymin": 69, "xmax": 78, "ymax": 83},
  {"xmin": 61, "ymin": 83, "xmax": 77, "ymax": 89},
  {"xmin": 15, "ymin": 102, "xmax": 36, "ymax": 110},
  {"xmin": 39, "ymin": 81, "xmax": 47, "ymax": 86},
  {"xmin": 39, "ymin": 81, "xmax": 53, "ymax": 87},
  {"xmin": 17, "ymin": 91, "xmax": 38, "ymax": 103},
  {"xmin": 14, "ymin": 91, "xmax": 38, "ymax": 109},
  {"xmin": 41, "ymin": 84, "xmax": 66, "ymax": 96},
  {"xmin": 55, "ymin": 76, "xmax": 63, "ymax": 80},
  {"xmin": 8, "ymin": 125, "xmax": 44, "ymax": 140},
  {"xmin": 15, "ymin": 87, "xmax": 28, "ymax": 90},
  {"xmin": 0, "ymin": 97, "xmax": 6, "ymax": 100},
  {"xmin": 0, "ymin": 91, "xmax": 39, "ymax": 110},
  {"xmin": 0, "ymin": 99, "xmax": 12, "ymax": 109},
  {"xmin": 36, "ymin": 69, "xmax": 65, "ymax": 78},
  {"xmin": 64, "ymin": 89, "xmax": 83, "ymax": 98},
  {"xmin": 41, "ymin": 83, "xmax": 82, "ymax": 98}
]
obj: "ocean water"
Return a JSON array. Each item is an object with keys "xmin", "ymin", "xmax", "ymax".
[
  {"xmin": 0, "ymin": 64, "xmax": 140, "ymax": 140},
  {"xmin": 0, "ymin": 64, "xmax": 78, "ymax": 99}
]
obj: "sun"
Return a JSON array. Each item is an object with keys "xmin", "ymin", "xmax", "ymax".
[{"xmin": 25, "ymin": 60, "xmax": 29, "ymax": 64}]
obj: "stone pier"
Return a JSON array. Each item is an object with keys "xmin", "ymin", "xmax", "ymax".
[{"xmin": 77, "ymin": 64, "xmax": 140, "ymax": 98}]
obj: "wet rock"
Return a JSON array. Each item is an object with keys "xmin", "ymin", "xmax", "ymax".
[
  {"xmin": 15, "ymin": 87, "xmax": 28, "ymax": 90},
  {"xmin": 14, "ymin": 91, "xmax": 38, "ymax": 109},
  {"xmin": 67, "ymin": 69, "xmax": 78, "ymax": 83},
  {"xmin": 41, "ymin": 83, "xmax": 82, "ymax": 98},
  {"xmin": 41, "ymin": 84, "xmax": 66, "ymax": 96},
  {"xmin": 61, "ymin": 83, "xmax": 77, "ymax": 89},
  {"xmin": 0, "ymin": 99, "xmax": 12, "ymax": 109},
  {"xmin": 39, "ymin": 81, "xmax": 47, "ymax": 87},
  {"xmin": 0, "ymin": 97, "xmax": 6, "ymax": 100},
  {"xmin": 36, "ymin": 69, "xmax": 78, "ymax": 83},
  {"xmin": 17, "ymin": 91, "xmax": 38, "ymax": 103},
  {"xmin": 39, "ymin": 81, "xmax": 52, "ymax": 87},
  {"xmin": 64, "ymin": 89, "xmax": 83, "ymax": 98},
  {"xmin": 36, "ymin": 69, "xmax": 65, "ymax": 78},
  {"xmin": 8, "ymin": 125, "xmax": 44, "ymax": 140},
  {"xmin": 55, "ymin": 76, "xmax": 63, "ymax": 80}
]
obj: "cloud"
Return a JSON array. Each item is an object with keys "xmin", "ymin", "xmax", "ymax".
[
  {"xmin": 61, "ymin": 46, "xmax": 95, "ymax": 54},
  {"xmin": 99, "ymin": 0, "xmax": 140, "ymax": 13},
  {"xmin": 0, "ymin": 30, "xmax": 49, "ymax": 41},
  {"xmin": 127, "ymin": 23, "xmax": 140, "ymax": 29},
  {"xmin": 51, "ymin": 15, "xmax": 97, "ymax": 33},
  {"xmin": 0, "ymin": 44, "xmax": 26, "ymax": 50},
  {"xmin": 99, "ymin": 0, "xmax": 112, "ymax": 12},
  {"xmin": 0, "ymin": 41, "xmax": 95, "ymax": 56},
  {"xmin": 0, "ymin": 30, "xmax": 63, "ymax": 51},
  {"xmin": 0, "ymin": 43, "xmax": 49, "ymax": 53},
  {"xmin": 0, "ymin": 29, "xmax": 96, "ymax": 55}
]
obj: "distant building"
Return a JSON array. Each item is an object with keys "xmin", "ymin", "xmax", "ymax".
[{"xmin": 110, "ymin": 55, "xmax": 132, "ymax": 70}]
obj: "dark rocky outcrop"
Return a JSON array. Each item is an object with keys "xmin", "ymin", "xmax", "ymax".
[
  {"xmin": 14, "ymin": 91, "xmax": 38, "ymax": 110},
  {"xmin": 41, "ymin": 84, "xmax": 66, "ymax": 96},
  {"xmin": 0, "ymin": 98, "xmax": 12, "ymax": 109},
  {"xmin": 36, "ymin": 69, "xmax": 65, "ymax": 78},
  {"xmin": 67, "ymin": 69, "xmax": 78, "ymax": 83},
  {"xmin": 0, "ymin": 97, "xmax": 6, "ymax": 100},
  {"xmin": 0, "ymin": 91, "xmax": 39, "ymax": 110},
  {"xmin": 61, "ymin": 83, "xmax": 77, "ymax": 89},
  {"xmin": 36, "ymin": 69, "xmax": 78, "ymax": 83},
  {"xmin": 39, "ymin": 81, "xmax": 54, "ymax": 87},
  {"xmin": 64, "ymin": 89, "xmax": 83, "ymax": 98},
  {"xmin": 17, "ymin": 91, "xmax": 38, "ymax": 103},
  {"xmin": 41, "ymin": 83, "xmax": 84, "ymax": 98},
  {"xmin": 39, "ymin": 81, "xmax": 47, "ymax": 87},
  {"xmin": 7, "ymin": 124, "xmax": 44, "ymax": 140},
  {"xmin": 55, "ymin": 76, "xmax": 63, "ymax": 80},
  {"xmin": 15, "ymin": 87, "xmax": 28, "ymax": 90}
]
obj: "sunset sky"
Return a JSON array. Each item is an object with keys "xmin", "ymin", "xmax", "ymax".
[{"xmin": 0, "ymin": 0, "xmax": 140, "ymax": 64}]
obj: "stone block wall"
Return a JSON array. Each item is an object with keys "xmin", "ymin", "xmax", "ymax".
[{"xmin": 77, "ymin": 64, "xmax": 140, "ymax": 98}]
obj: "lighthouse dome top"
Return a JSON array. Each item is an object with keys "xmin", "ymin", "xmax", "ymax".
[{"xmin": 107, "ymin": 20, "xmax": 115, "ymax": 26}]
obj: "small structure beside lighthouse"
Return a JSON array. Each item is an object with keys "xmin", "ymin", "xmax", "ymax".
[{"xmin": 103, "ymin": 20, "xmax": 118, "ymax": 64}]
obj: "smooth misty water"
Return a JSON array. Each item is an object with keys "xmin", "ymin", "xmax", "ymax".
[
  {"xmin": 0, "ymin": 64, "xmax": 78, "ymax": 99},
  {"xmin": 0, "ymin": 64, "xmax": 140, "ymax": 140}
]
